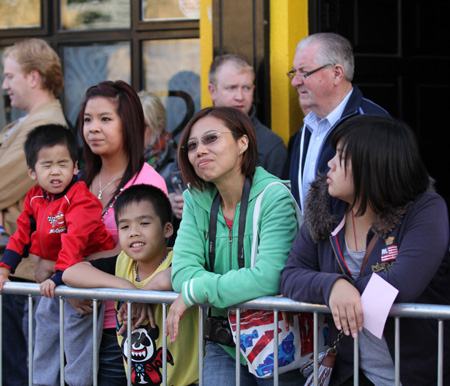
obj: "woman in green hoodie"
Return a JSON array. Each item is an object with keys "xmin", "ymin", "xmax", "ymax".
[{"xmin": 166, "ymin": 106, "xmax": 302, "ymax": 385}]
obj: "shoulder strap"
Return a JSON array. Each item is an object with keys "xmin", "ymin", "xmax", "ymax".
[
  {"xmin": 208, "ymin": 177, "xmax": 252, "ymax": 271},
  {"xmin": 208, "ymin": 192, "xmax": 221, "ymax": 271},
  {"xmin": 359, "ymin": 236, "xmax": 378, "ymax": 276},
  {"xmin": 251, "ymin": 182, "xmax": 303, "ymax": 267}
]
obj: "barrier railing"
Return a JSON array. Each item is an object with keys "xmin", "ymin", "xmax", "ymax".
[{"xmin": 1, "ymin": 281, "xmax": 450, "ymax": 386}]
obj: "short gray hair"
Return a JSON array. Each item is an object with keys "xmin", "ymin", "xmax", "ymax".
[{"xmin": 296, "ymin": 33, "xmax": 354, "ymax": 81}]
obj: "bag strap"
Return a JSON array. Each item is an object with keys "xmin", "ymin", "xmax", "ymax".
[
  {"xmin": 358, "ymin": 235, "xmax": 378, "ymax": 277},
  {"xmin": 251, "ymin": 182, "xmax": 303, "ymax": 267},
  {"xmin": 208, "ymin": 177, "xmax": 251, "ymax": 271},
  {"xmin": 208, "ymin": 192, "xmax": 221, "ymax": 271}
]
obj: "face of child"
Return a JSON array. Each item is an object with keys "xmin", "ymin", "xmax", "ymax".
[
  {"xmin": 117, "ymin": 201, "xmax": 172, "ymax": 264},
  {"xmin": 28, "ymin": 144, "xmax": 78, "ymax": 195},
  {"xmin": 326, "ymin": 142, "xmax": 354, "ymax": 204}
]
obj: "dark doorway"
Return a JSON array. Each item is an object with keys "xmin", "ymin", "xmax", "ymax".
[{"xmin": 310, "ymin": 0, "xmax": 450, "ymax": 213}]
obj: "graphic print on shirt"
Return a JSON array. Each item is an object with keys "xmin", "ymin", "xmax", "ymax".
[
  {"xmin": 381, "ymin": 237, "xmax": 398, "ymax": 262},
  {"xmin": 120, "ymin": 323, "xmax": 174, "ymax": 385},
  {"xmin": 371, "ymin": 237, "xmax": 397, "ymax": 273},
  {"xmin": 47, "ymin": 211, "xmax": 66, "ymax": 234}
]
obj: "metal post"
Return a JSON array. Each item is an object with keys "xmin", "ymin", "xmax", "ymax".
[
  {"xmin": 198, "ymin": 307, "xmax": 204, "ymax": 386},
  {"xmin": 313, "ymin": 312, "xmax": 318, "ymax": 385},
  {"xmin": 353, "ymin": 333, "xmax": 359, "ymax": 386},
  {"xmin": 273, "ymin": 310, "xmax": 279, "ymax": 386},
  {"xmin": 28, "ymin": 295, "xmax": 33, "ymax": 386},
  {"xmin": 235, "ymin": 309, "xmax": 241, "ymax": 386},
  {"xmin": 162, "ymin": 303, "xmax": 167, "ymax": 386},
  {"xmin": 59, "ymin": 297, "xmax": 65, "ymax": 386},
  {"xmin": 395, "ymin": 317, "xmax": 400, "ymax": 386},
  {"xmin": 127, "ymin": 301, "xmax": 132, "ymax": 386},
  {"xmin": 438, "ymin": 320, "xmax": 443, "ymax": 386},
  {"xmin": 92, "ymin": 299, "xmax": 98, "ymax": 386}
]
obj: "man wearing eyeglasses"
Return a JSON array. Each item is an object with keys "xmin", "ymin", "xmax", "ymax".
[{"xmin": 286, "ymin": 32, "xmax": 389, "ymax": 210}]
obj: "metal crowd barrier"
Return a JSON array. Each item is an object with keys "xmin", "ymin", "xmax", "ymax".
[{"xmin": 1, "ymin": 281, "xmax": 450, "ymax": 386}]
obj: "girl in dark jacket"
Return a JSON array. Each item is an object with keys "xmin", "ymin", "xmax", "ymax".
[{"xmin": 280, "ymin": 114, "xmax": 450, "ymax": 386}]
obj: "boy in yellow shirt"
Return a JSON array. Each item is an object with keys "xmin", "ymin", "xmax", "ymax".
[{"xmin": 63, "ymin": 184, "xmax": 199, "ymax": 385}]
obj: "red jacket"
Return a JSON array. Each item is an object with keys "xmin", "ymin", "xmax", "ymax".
[{"xmin": 1, "ymin": 179, "xmax": 115, "ymax": 285}]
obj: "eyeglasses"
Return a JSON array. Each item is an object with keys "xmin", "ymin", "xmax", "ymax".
[
  {"xmin": 183, "ymin": 130, "xmax": 232, "ymax": 153},
  {"xmin": 286, "ymin": 63, "xmax": 334, "ymax": 80}
]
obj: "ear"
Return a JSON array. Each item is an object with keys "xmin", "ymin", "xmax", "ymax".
[
  {"xmin": 208, "ymin": 83, "xmax": 217, "ymax": 102},
  {"xmin": 333, "ymin": 64, "xmax": 346, "ymax": 85},
  {"xmin": 163, "ymin": 222, "xmax": 174, "ymax": 239},
  {"xmin": 238, "ymin": 134, "xmax": 249, "ymax": 155},
  {"xmin": 26, "ymin": 69, "xmax": 41, "ymax": 89},
  {"xmin": 73, "ymin": 161, "xmax": 79, "ymax": 176},
  {"xmin": 28, "ymin": 168, "xmax": 37, "ymax": 180}
]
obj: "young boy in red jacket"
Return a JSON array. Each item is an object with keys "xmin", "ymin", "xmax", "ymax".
[{"xmin": 0, "ymin": 124, "xmax": 115, "ymax": 386}]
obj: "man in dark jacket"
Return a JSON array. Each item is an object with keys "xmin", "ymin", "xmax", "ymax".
[{"xmin": 286, "ymin": 32, "xmax": 388, "ymax": 209}]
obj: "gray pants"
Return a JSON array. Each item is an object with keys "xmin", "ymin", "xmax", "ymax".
[{"xmin": 33, "ymin": 297, "xmax": 105, "ymax": 386}]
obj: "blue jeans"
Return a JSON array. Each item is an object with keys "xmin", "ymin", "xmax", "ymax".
[
  {"xmin": 1, "ymin": 293, "xmax": 28, "ymax": 386},
  {"xmin": 97, "ymin": 328, "xmax": 128, "ymax": 386},
  {"xmin": 203, "ymin": 342, "xmax": 305, "ymax": 386}
]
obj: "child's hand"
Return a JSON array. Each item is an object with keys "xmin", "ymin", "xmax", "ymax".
[
  {"xmin": 117, "ymin": 302, "xmax": 155, "ymax": 335},
  {"xmin": 0, "ymin": 267, "xmax": 11, "ymax": 292},
  {"xmin": 33, "ymin": 256, "xmax": 55, "ymax": 283},
  {"xmin": 66, "ymin": 298, "xmax": 101, "ymax": 316},
  {"xmin": 40, "ymin": 279, "xmax": 56, "ymax": 298}
]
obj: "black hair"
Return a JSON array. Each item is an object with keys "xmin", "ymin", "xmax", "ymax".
[
  {"xmin": 78, "ymin": 80, "xmax": 145, "ymax": 210},
  {"xmin": 114, "ymin": 184, "xmax": 172, "ymax": 227},
  {"xmin": 331, "ymin": 114, "xmax": 429, "ymax": 215},
  {"xmin": 24, "ymin": 124, "xmax": 78, "ymax": 170},
  {"xmin": 178, "ymin": 106, "xmax": 258, "ymax": 192}
]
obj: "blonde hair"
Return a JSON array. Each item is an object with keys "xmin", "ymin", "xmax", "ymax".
[
  {"xmin": 4, "ymin": 38, "xmax": 64, "ymax": 97},
  {"xmin": 208, "ymin": 54, "xmax": 254, "ymax": 86},
  {"xmin": 138, "ymin": 91, "xmax": 166, "ymax": 138}
]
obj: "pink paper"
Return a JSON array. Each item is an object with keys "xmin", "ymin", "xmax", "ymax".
[{"xmin": 360, "ymin": 273, "xmax": 399, "ymax": 339}]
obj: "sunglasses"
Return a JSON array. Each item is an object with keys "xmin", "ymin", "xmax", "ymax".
[{"xmin": 183, "ymin": 130, "xmax": 232, "ymax": 153}]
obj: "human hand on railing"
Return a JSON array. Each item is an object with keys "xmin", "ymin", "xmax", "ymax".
[
  {"xmin": 328, "ymin": 278, "xmax": 363, "ymax": 338},
  {"xmin": 281, "ymin": 311, "xmax": 294, "ymax": 332},
  {"xmin": 33, "ymin": 256, "xmax": 55, "ymax": 283},
  {"xmin": 0, "ymin": 266, "xmax": 11, "ymax": 291},
  {"xmin": 169, "ymin": 193, "xmax": 184, "ymax": 220},
  {"xmin": 166, "ymin": 293, "xmax": 189, "ymax": 343},
  {"xmin": 66, "ymin": 298, "xmax": 100, "ymax": 316},
  {"xmin": 40, "ymin": 278, "xmax": 56, "ymax": 298},
  {"xmin": 276, "ymin": 295, "xmax": 294, "ymax": 331},
  {"xmin": 117, "ymin": 302, "xmax": 155, "ymax": 335}
]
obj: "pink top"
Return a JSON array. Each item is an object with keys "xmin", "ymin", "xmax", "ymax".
[{"xmin": 102, "ymin": 163, "xmax": 168, "ymax": 328}]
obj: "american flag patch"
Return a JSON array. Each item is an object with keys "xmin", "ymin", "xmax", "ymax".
[{"xmin": 381, "ymin": 245, "xmax": 398, "ymax": 262}]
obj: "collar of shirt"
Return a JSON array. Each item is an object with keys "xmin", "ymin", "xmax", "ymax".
[
  {"xmin": 299, "ymin": 88, "xmax": 353, "ymax": 210},
  {"xmin": 304, "ymin": 88, "xmax": 354, "ymax": 133}
]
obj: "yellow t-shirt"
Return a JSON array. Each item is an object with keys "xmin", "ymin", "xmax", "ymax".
[{"xmin": 115, "ymin": 250, "xmax": 199, "ymax": 386}]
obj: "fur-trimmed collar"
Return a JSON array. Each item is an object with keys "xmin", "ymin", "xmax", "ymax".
[{"xmin": 305, "ymin": 175, "xmax": 434, "ymax": 243}]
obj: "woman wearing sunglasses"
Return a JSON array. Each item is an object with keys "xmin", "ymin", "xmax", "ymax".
[{"xmin": 166, "ymin": 106, "xmax": 302, "ymax": 385}]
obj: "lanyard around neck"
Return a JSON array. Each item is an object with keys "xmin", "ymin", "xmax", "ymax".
[{"xmin": 208, "ymin": 177, "xmax": 251, "ymax": 271}]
